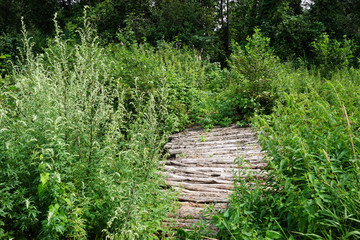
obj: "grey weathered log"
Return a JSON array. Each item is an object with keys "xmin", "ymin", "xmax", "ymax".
[
  {"xmin": 166, "ymin": 181, "xmax": 234, "ymax": 190},
  {"xmin": 162, "ymin": 124, "xmax": 266, "ymax": 231}
]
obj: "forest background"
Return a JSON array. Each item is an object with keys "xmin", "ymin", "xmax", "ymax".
[
  {"xmin": 1, "ymin": 0, "xmax": 360, "ymax": 69},
  {"xmin": 1, "ymin": 0, "xmax": 360, "ymax": 239}
]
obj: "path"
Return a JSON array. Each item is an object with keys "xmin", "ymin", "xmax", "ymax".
[{"xmin": 162, "ymin": 124, "xmax": 266, "ymax": 230}]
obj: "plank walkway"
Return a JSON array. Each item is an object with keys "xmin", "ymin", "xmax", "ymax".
[{"xmin": 162, "ymin": 124, "xmax": 266, "ymax": 230}]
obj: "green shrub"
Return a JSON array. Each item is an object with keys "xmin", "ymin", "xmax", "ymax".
[
  {"xmin": 312, "ymin": 33, "xmax": 356, "ymax": 76},
  {"xmin": 0, "ymin": 15, "xmax": 178, "ymax": 239},
  {"xmin": 212, "ymin": 67, "xmax": 360, "ymax": 239},
  {"xmin": 106, "ymin": 39, "xmax": 225, "ymax": 130},
  {"xmin": 225, "ymin": 29, "xmax": 279, "ymax": 121}
]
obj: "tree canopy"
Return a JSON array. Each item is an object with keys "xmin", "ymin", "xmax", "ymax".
[{"xmin": 1, "ymin": 0, "xmax": 359, "ymax": 66}]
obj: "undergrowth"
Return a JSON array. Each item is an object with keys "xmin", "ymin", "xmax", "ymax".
[
  {"xmin": 205, "ymin": 66, "xmax": 360, "ymax": 239},
  {"xmin": 0, "ymin": 13, "xmax": 213, "ymax": 239},
  {"xmin": 2, "ymin": 8, "xmax": 360, "ymax": 240}
]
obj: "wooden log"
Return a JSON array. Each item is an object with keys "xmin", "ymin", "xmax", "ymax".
[
  {"xmin": 166, "ymin": 181, "xmax": 234, "ymax": 190},
  {"xmin": 169, "ymin": 134, "xmax": 258, "ymax": 143},
  {"xmin": 171, "ymin": 185, "xmax": 233, "ymax": 194},
  {"xmin": 168, "ymin": 145, "xmax": 263, "ymax": 156},
  {"xmin": 178, "ymin": 192, "xmax": 229, "ymax": 203},
  {"xmin": 166, "ymin": 174, "xmax": 234, "ymax": 184},
  {"xmin": 163, "ymin": 160, "xmax": 267, "ymax": 169},
  {"xmin": 163, "ymin": 125, "xmax": 266, "ymax": 231},
  {"xmin": 175, "ymin": 150, "xmax": 264, "ymax": 159},
  {"xmin": 161, "ymin": 154, "xmax": 265, "ymax": 163},
  {"xmin": 165, "ymin": 139, "xmax": 260, "ymax": 149},
  {"xmin": 166, "ymin": 172, "xmax": 235, "ymax": 181}
]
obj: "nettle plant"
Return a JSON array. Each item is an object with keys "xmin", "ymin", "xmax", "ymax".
[{"xmin": 0, "ymin": 14, "xmax": 175, "ymax": 239}]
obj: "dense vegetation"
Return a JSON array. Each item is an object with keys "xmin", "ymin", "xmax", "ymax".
[
  {"xmin": 210, "ymin": 50, "xmax": 360, "ymax": 240},
  {"xmin": 1, "ymin": 0, "xmax": 360, "ymax": 68},
  {"xmin": 1, "ymin": 1, "xmax": 360, "ymax": 239}
]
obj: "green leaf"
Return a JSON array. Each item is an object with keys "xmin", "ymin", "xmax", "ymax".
[
  {"xmin": 344, "ymin": 231, "xmax": 360, "ymax": 238},
  {"xmin": 38, "ymin": 184, "xmax": 44, "ymax": 197},
  {"xmin": 0, "ymin": 54, "xmax": 10, "ymax": 59},
  {"xmin": 266, "ymin": 230, "xmax": 282, "ymax": 239},
  {"xmin": 224, "ymin": 209, "xmax": 230, "ymax": 218},
  {"xmin": 40, "ymin": 173, "xmax": 50, "ymax": 185}
]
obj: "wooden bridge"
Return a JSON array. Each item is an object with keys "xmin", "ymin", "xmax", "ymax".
[{"xmin": 162, "ymin": 125, "xmax": 266, "ymax": 230}]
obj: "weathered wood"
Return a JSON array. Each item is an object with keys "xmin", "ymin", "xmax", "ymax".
[
  {"xmin": 164, "ymin": 165, "xmax": 264, "ymax": 173},
  {"xmin": 172, "ymin": 185, "xmax": 233, "ymax": 194},
  {"xmin": 179, "ymin": 194, "xmax": 229, "ymax": 203},
  {"xmin": 164, "ymin": 218, "xmax": 217, "ymax": 231},
  {"xmin": 166, "ymin": 181, "xmax": 234, "ymax": 190},
  {"xmin": 165, "ymin": 139, "xmax": 259, "ymax": 149},
  {"xmin": 166, "ymin": 174, "xmax": 234, "ymax": 184},
  {"xmin": 162, "ymin": 124, "xmax": 266, "ymax": 231},
  {"xmin": 169, "ymin": 134, "xmax": 258, "ymax": 143},
  {"xmin": 168, "ymin": 146, "xmax": 262, "ymax": 156},
  {"xmin": 174, "ymin": 150, "xmax": 264, "ymax": 159},
  {"xmin": 163, "ymin": 160, "xmax": 267, "ymax": 169}
]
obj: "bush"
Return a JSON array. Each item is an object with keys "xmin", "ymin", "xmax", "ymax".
[
  {"xmin": 225, "ymin": 29, "xmax": 279, "ymax": 121},
  {"xmin": 212, "ymin": 67, "xmax": 360, "ymax": 239},
  {"xmin": 312, "ymin": 33, "xmax": 356, "ymax": 76},
  {"xmin": 0, "ymin": 16, "xmax": 179, "ymax": 239}
]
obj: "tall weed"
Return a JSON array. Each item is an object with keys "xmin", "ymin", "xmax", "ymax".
[
  {"xmin": 213, "ymin": 66, "xmax": 360, "ymax": 239},
  {"xmin": 0, "ymin": 14, "xmax": 177, "ymax": 239}
]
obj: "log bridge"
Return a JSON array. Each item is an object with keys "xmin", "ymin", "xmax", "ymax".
[{"xmin": 162, "ymin": 124, "xmax": 266, "ymax": 230}]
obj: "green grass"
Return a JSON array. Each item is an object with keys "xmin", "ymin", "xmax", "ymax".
[
  {"xmin": 206, "ymin": 66, "xmax": 360, "ymax": 239},
  {"xmin": 1, "ymin": 12, "xmax": 360, "ymax": 240},
  {"xmin": 0, "ymin": 15, "xmax": 213, "ymax": 239}
]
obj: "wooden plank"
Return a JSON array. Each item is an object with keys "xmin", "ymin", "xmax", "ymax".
[
  {"xmin": 166, "ymin": 172, "xmax": 234, "ymax": 181},
  {"xmin": 169, "ymin": 134, "xmax": 258, "ymax": 143},
  {"xmin": 170, "ymin": 126, "xmax": 253, "ymax": 135},
  {"xmin": 169, "ymin": 131, "xmax": 256, "ymax": 138},
  {"xmin": 164, "ymin": 160, "xmax": 266, "ymax": 168},
  {"xmin": 164, "ymin": 160, "xmax": 267, "ymax": 169},
  {"xmin": 166, "ymin": 181, "xmax": 234, "ymax": 190},
  {"xmin": 174, "ymin": 150, "xmax": 264, "ymax": 159},
  {"xmin": 171, "ymin": 185, "xmax": 233, "ymax": 194},
  {"xmin": 161, "ymin": 154, "xmax": 265, "ymax": 163},
  {"xmin": 168, "ymin": 146, "xmax": 263, "ymax": 155},
  {"xmin": 162, "ymin": 125, "xmax": 266, "ymax": 230},
  {"xmin": 166, "ymin": 175, "xmax": 234, "ymax": 184},
  {"xmin": 165, "ymin": 139, "xmax": 259, "ymax": 149},
  {"xmin": 163, "ymin": 218, "xmax": 217, "ymax": 229},
  {"xmin": 179, "ymin": 194, "xmax": 229, "ymax": 203}
]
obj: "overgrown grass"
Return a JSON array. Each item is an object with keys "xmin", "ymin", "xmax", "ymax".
[
  {"xmin": 2, "ymin": 11, "xmax": 360, "ymax": 240},
  {"xmin": 208, "ymin": 65, "xmax": 360, "ymax": 239},
  {"xmin": 0, "ymin": 14, "xmax": 221, "ymax": 239}
]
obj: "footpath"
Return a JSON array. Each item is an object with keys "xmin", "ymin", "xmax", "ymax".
[{"xmin": 162, "ymin": 125, "xmax": 266, "ymax": 230}]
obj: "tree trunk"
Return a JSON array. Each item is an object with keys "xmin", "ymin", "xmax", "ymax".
[{"xmin": 225, "ymin": 0, "xmax": 230, "ymax": 59}]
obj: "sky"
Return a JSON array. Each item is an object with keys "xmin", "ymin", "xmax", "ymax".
[{"xmin": 301, "ymin": 0, "xmax": 314, "ymax": 10}]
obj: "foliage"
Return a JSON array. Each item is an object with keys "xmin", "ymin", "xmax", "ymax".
[
  {"xmin": 0, "ymin": 17, "xmax": 182, "ymax": 239},
  {"xmin": 0, "ymin": 54, "xmax": 11, "ymax": 77},
  {"xmin": 311, "ymin": 33, "xmax": 356, "ymax": 76},
  {"xmin": 2, "ymin": 2, "xmax": 360, "ymax": 239},
  {"xmin": 211, "ymin": 65, "xmax": 360, "ymax": 239},
  {"xmin": 309, "ymin": 0, "xmax": 360, "ymax": 40},
  {"xmin": 226, "ymin": 29, "xmax": 279, "ymax": 121},
  {"xmin": 105, "ymin": 39, "xmax": 221, "ymax": 131},
  {"xmin": 0, "ymin": 0, "xmax": 59, "ymax": 35},
  {"xmin": 186, "ymin": 29, "xmax": 281, "ymax": 128},
  {"xmin": 274, "ymin": 14, "xmax": 325, "ymax": 61},
  {"xmin": 2, "ymin": 0, "xmax": 360, "ymax": 67}
]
